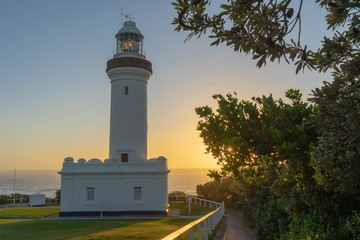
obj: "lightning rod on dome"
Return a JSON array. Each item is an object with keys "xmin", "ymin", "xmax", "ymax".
[{"xmin": 120, "ymin": 9, "xmax": 135, "ymax": 26}]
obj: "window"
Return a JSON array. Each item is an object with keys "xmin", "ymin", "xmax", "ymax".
[
  {"xmin": 87, "ymin": 187, "xmax": 95, "ymax": 201},
  {"xmin": 134, "ymin": 187, "xmax": 142, "ymax": 200},
  {"xmin": 124, "ymin": 86, "xmax": 129, "ymax": 95},
  {"xmin": 121, "ymin": 153, "xmax": 128, "ymax": 162}
]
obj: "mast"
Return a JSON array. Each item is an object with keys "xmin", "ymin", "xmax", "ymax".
[{"xmin": 13, "ymin": 167, "xmax": 16, "ymax": 204}]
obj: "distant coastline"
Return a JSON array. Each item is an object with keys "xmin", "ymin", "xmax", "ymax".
[{"xmin": 0, "ymin": 168, "xmax": 217, "ymax": 197}]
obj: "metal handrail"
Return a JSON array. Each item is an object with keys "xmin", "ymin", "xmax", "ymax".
[{"xmin": 162, "ymin": 196, "xmax": 225, "ymax": 240}]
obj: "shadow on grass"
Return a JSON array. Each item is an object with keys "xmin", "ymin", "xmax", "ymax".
[{"xmin": 0, "ymin": 218, "xmax": 193, "ymax": 240}]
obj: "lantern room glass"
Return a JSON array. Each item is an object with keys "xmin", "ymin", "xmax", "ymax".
[{"xmin": 116, "ymin": 32, "xmax": 143, "ymax": 54}]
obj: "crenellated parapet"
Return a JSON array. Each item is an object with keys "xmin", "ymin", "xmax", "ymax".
[{"xmin": 60, "ymin": 156, "xmax": 169, "ymax": 175}]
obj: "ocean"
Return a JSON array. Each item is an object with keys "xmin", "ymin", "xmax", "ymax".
[{"xmin": 0, "ymin": 168, "xmax": 213, "ymax": 198}]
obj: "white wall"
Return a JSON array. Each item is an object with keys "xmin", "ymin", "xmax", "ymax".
[
  {"xmin": 59, "ymin": 158, "xmax": 169, "ymax": 214},
  {"xmin": 107, "ymin": 66, "xmax": 151, "ymax": 162},
  {"xmin": 29, "ymin": 194, "xmax": 45, "ymax": 207},
  {"xmin": 60, "ymin": 173, "xmax": 168, "ymax": 213}
]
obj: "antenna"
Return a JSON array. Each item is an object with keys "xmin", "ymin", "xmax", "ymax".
[
  {"xmin": 120, "ymin": 9, "xmax": 135, "ymax": 24},
  {"xmin": 121, "ymin": 8, "xmax": 124, "ymax": 26},
  {"xmin": 8, "ymin": 167, "xmax": 22, "ymax": 205},
  {"xmin": 125, "ymin": 12, "xmax": 134, "ymax": 21},
  {"xmin": 13, "ymin": 167, "xmax": 16, "ymax": 204}
]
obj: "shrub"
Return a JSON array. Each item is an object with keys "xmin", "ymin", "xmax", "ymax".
[
  {"xmin": 255, "ymin": 194, "xmax": 288, "ymax": 240},
  {"xmin": 168, "ymin": 191, "xmax": 186, "ymax": 201},
  {"xmin": 281, "ymin": 213, "xmax": 327, "ymax": 240},
  {"xmin": 196, "ymin": 177, "xmax": 238, "ymax": 207}
]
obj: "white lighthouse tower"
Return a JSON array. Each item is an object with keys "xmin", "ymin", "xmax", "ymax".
[
  {"xmin": 107, "ymin": 21, "xmax": 151, "ymax": 163},
  {"xmin": 58, "ymin": 21, "xmax": 169, "ymax": 216}
]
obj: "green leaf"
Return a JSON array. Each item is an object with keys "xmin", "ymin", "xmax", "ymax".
[{"xmin": 295, "ymin": 62, "xmax": 302, "ymax": 74}]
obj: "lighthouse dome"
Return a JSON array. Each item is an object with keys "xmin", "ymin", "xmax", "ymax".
[{"xmin": 117, "ymin": 21, "xmax": 143, "ymax": 37}]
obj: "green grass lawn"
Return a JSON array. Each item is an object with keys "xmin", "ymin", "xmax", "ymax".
[
  {"xmin": 168, "ymin": 201, "xmax": 214, "ymax": 216},
  {"xmin": 0, "ymin": 218, "xmax": 194, "ymax": 240},
  {"xmin": 0, "ymin": 206, "xmax": 60, "ymax": 219},
  {"xmin": 0, "ymin": 203, "xmax": 212, "ymax": 239}
]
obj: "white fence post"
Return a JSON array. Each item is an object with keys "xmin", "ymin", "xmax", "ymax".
[
  {"xmin": 197, "ymin": 223, "xmax": 203, "ymax": 240},
  {"xmin": 188, "ymin": 198, "xmax": 191, "ymax": 215},
  {"xmin": 188, "ymin": 227, "xmax": 195, "ymax": 240},
  {"xmin": 204, "ymin": 220, "xmax": 208, "ymax": 240},
  {"xmin": 207, "ymin": 218, "xmax": 212, "ymax": 235}
]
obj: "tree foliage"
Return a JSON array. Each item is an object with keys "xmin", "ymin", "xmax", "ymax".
[
  {"xmin": 195, "ymin": 89, "xmax": 320, "ymax": 238},
  {"xmin": 196, "ymin": 89, "xmax": 317, "ymax": 188},
  {"xmin": 196, "ymin": 177, "xmax": 238, "ymax": 206},
  {"xmin": 172, "ymin": 0, "xmax": 360, "ymax": 73},
  {"xmin": 173, "ymin": 1, "xmax": 360, "ymax": 238}
]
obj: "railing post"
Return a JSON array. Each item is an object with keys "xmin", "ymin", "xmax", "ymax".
[
  {"xmin": 188, "ymin": 227, "xmax": 195, "ymax": 240},
  {"xmin": 197, "ymin": 223, "xmax": 203, "ymax": 240},
  {"xmin": 212, "ymin": 216, "xmax": 216, "ymax": 231},
  {"xmin": 207, "ymin": 218, "xmax": 212, "ymax": 235},
  {"xmin": 204, "ymin": 219, "xmax": 209, "ymax": 240},
  {"xmin": 221, "ymin": 201, "xmax": 225, "ymax": 215},
  {"xmin": 188, "ymin": 198, "xmax": 191, "ymax": 215}
]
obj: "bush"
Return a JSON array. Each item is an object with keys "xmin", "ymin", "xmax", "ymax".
[
  {"xmin": 281, "ymin": 213, "xmax": 327, "ymax": 240},
  {"xmin": 281, "ymin": 212, "xmax": 360, "ymax": 240},
  {"xmin": 255, "ymin": 194, "xmax": 288, "ymax": 240},
  {"xmin": 56, "ymin": 189, "xmax": 61, "ymax": 203},
  {"xmin": 168, "ymin": 191, "xmax": 186, "ymax": 201},
  {"xmin": 196, "ymin": 177, "xmax": 238, "ymax": 207},
  {"xmin": 0, "ymin": 195, "xmax": 9, "ymax": 205},
  {"xmin": 345, "ymin": 212, "xmax": 360, "ymax": 239}
]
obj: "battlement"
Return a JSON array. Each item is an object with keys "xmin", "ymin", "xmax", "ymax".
[{"xmin": 59, "ymin": 156, "xmax": 169, "ymax": 175}]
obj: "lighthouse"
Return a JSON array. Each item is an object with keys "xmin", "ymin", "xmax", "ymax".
[
  {"xmin": 58, "ymin": 21, "xmax": 169, "ymax": 216},
  {"xmin": 106, "ymin": 21, "xmax": 152, "ymax": 162}
]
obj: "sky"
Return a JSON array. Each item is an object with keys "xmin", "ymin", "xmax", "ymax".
[{"xmin": 0, "ymin": 0, "xmax": 333, "ymax": 170}]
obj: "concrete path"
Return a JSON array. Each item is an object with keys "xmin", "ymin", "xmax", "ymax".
[{"xmin": 225, "ymin": 210, "xmax": 253, "ymax": 240}]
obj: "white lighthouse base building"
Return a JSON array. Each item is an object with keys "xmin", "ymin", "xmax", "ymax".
[{"xmin": 59, "ymin": 157, "xmax": 169, "ymax": 216}]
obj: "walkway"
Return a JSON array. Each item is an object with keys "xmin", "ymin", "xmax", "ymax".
[{"xmin": 226, "ymin": 210, "xmax": 253, "ymax": 240}]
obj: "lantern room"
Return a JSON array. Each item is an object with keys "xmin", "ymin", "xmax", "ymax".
[{"xmin": 115, "ymin": 21, "xmax": 144, "ymax": 55}]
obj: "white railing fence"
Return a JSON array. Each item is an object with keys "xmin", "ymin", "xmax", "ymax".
[
  {"xmin": 163, "ymin": 196, "xmax": 225, "ymax": 240},
  {"xmin": 186, "ymin": 195, "xmax": 222, "ymax": 211},
  {"xmin": 6, "ymin": 198, "xmax": 28, "ymax": 203},
  {"xmin": 5, "ymin": 198, "xmax": 59, "ymax": 204}
]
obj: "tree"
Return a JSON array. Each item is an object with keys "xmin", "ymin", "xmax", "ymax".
[
  {"xmin": 308, "ymin": 65, "xmax": 360, "ymax": 221},
  {"xmin": 172, "ymin": 0, "xmax": 360, "ymax": 73},
  {"xmin": 195, "ymin": 89, "xmax": 319, "ymax": 239},
  {"xmin": 196, "ymin": 89, "xmax": 317, "ymax": 188},
  {"xmin": 55, "ymin": 189, "xmax": 61, "ymax": 203}
]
